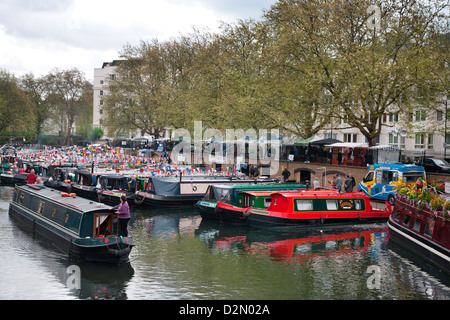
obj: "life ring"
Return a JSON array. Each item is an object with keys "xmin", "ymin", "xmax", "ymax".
[{"xmin": 62, "ymin": 193, "xmax": 76, "ymax": 197}]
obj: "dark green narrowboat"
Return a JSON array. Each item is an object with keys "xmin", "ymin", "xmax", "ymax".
[
  {"xmin": 9, "ymin": 184, "xmax": 134, "ymax": 264},
  {"xmin": 195, "ymin": 183, "xmax": 307, "ymax": 221}
]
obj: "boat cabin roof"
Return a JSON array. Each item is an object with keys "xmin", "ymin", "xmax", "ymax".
[
  {"xmin": 273, "ymin": 189, "xmax": 367, "ymax": 199},
  {"xmin": 16, "ymin": 184, "xmax": 112, "ymax": 213},
  {"xmin": 240, "ymin": 190, "xmax": 277, "ymax": 196}
]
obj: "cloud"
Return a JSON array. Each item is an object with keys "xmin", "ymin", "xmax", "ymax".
[{"xmin": 0, "ymin": 0, "xmax": 275, "ymax": 79}]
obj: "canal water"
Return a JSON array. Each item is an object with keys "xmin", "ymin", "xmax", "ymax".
[{"xmin": 0, "ymin": 186, "xmax": 449, "ymax": 300}]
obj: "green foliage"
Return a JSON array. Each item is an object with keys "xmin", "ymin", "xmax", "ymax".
[
  {"xmin": 88, "ymin": 127, "xmax": 104, "ymax": 142},
  {"xmin": 101, "ymin": 0, "xmax": 448, "ymax": 142}
]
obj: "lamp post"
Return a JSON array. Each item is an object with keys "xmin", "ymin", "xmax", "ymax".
[{"xmin": 445, "ymin": 97, "xmax": 448, "ymax": 160}]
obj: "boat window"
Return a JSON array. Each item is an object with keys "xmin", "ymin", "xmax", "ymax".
[
  {"xmin": 243, "ymin": 195, "xmax": 250, "ymax": 208},
  {"xmin": 202, "ymin": 186, "xmax": 213, "ymax": 201},
  {"xmin": 413, "ymin": 217, "xmax": 422, "ymax": 232},
  {"xmin": 220, "ymin": 190, "xmax": 232, "ymax": 204},
  {"xmin": 424, "ymin": 219, "xmax": 434, "ymax": 237},
  {"xmin": 18, "ymin": 193, "xmax": 25, "ymax": 204},
  {"xmin": 264, "ymin": 198, "xmax": 271, "ymax": 208},
  {"xmin": 403, "ymin": 212, "xmax": 411, "ymax": 226},
  {"xmin": 37, "ymin": 201, "xmax": 45, "ymax": 215},
  {"xmin": 355, "ymin": 200, "xmax": 361, "ymax": 210},
  {"xmin": 326, "ymin": 200, "xmax": 338, "ymax": 210},
  {"xmin": 296, "ymin": 200, "xmax": 313, "ymax": 211},
  {"xmin": 394, "ymin": 209, "xmax": 402, "ymax": 221},
  {"xmin": 93, "ymin": 213, "xmax": 115, "ymax": 238}
]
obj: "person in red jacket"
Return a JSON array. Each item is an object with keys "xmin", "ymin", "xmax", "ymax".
[
  {"xmin": 26, "ymin": 169, "xmax": 37, "ymax": 184},
  {"xmin": 110, "ymin": 195, "xmax": 130, "ymax": 237}
]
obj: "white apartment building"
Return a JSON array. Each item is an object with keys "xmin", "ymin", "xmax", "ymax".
[
  {"xmin": 93, "ymin": 61, "xmax": 121, "ymax": 134},
  {"xmin": 321, "ymin": 100, "xmax": 450, "ymax": 161},
  {"xmin": 92, "ymin": 60, "xmax": 168, "ymax": 141}
]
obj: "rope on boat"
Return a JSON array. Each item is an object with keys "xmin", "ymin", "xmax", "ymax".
[{"xmin": 134, "ymin": 192, "xmax": 146, "ymax": 205}]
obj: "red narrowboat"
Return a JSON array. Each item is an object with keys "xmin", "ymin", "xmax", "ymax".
[
  {"xmin": 248, "ymin": 190, "xmax": 392, "ymax": 229},
  {"xmin": 388, "ymin": 192, "xmax": 450, "ymax": 275}
]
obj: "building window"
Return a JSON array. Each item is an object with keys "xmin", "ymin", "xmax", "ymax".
[
  {"xmin": 427, "ymin": 134, "xmax": 434, "ymax": 150},
  {"xmin": 415, "ymin": 133, "xmax": 425, "ymax": 149},
  {"xmin": 100, "ymin": 90, "xmax": 103, "ymax": 96},
  {"xmin": 415, "ymin": 110, "xmax": 426, "ymax": 121},
  {"xmin": 344, "ymin": 133, "xmax": 357, "ymax": 143},
  {"xmin": 415, "ymin": 133, "xmax": 433, "ymax": 149},
  {"xmin": 389, "ymin": 113, "xmax": 399, "ymax": 122},
  {"xmin": 437, "ymin": 111, "xmax": 443, "ymax": 121},
  {"xmin": 389, "ymin": 133, "xmax": 398, "ymax": 145},
  {"xmin": 100, "ymin": 100, "xmax": 103, "ymax": 106},
  {"xmin": 100, "ymin": 80, "xmax": 104, "ymax": 85}
]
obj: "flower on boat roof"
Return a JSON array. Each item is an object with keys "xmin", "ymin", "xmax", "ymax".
[{"xmin": 397, "ymin": 180, "xmax": 448, "ymax": 213}]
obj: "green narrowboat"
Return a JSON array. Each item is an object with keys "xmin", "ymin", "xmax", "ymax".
[
  {"xmin": 9, "ymin": 184, "xmax": 134, "ymax": 264},
  {"xmin": 195, "ymin": 183, "xmax": 307, "ymax": 221}
]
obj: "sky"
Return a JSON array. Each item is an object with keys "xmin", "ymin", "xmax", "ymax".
[{"xmin": 0, "ymin": 0, "xmax": 277, "ymax": 81}]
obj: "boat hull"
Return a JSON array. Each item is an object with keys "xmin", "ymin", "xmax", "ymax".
[
  {"xmin": 134, "ymin": 191, "xmax": 201, "ymax": 207},
  {"xmin": 215, "ymin": 203, "xmax": 249, "ymax": 224},
  {"xmin": 248, "ymin": 210, "xmax": 389, "ymax": 229},
  {"xmin": 388, "ymin": 217, "xmax": 450, "ymax": 274},
  {"xmin": 98, "ymin": 190, "xmax": 136, "ymax": 206},
  {"xmin": 388, "ymin": 195, "xmax": 450, "ymax": 275},
  {"xmin": 9, "ymin": 195, "xmax": 133, "ymax": 264},
  {"xmin": 194, "ymin": 201, "xmax": 218, "ymax": 220},
  {"xmin": 71, "ymin": 184, "xmax": 99, "ymax": 201}
]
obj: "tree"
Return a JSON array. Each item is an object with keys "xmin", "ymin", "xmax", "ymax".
[
  {"xmin": 20, "ymin": 73, "xmax": 51, "ymax": 139},
  {"xmin": 0, "ymin": 70, "xmax": 36, "ymax": 140},
  {"xmin": 45, "ymin": 68, "xmax": 92, "ymax": 145},
  {"xmin": 265, "ymin": 0, "xmax": 449, "ymax": 145},
  {"xmin": 103, "ymin": 41, "xmax": 170, "ymax": 138}
]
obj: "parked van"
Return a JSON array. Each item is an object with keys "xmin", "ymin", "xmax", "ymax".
[{"xmin": 358, "ymin": 163, "xmax": 426, "ymax": 204}]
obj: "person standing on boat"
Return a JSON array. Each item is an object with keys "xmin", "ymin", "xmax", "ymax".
[
  {"xmin": 282, "ymin": 167, "xmax": 291, "ymax": 182},
  {"xmin": 344, "ymin": 175, "xmax": 355, "ymax": 192},
  {"xmin": 313, "ymin": 177, "xmax": 320, "ymax": 189},
  {"xmin": 26, "ymin": 169, "xmax": 37, "ymax": 184},
  {"xmin": 110, "ymin": 195, "xmax": 130, "ymax": 237},
  {"xmin": 334, "ymin": 174, "xmax": 342, "ymax": 193}
]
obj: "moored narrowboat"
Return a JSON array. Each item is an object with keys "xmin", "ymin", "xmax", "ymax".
[
  {"xmin": 248, "ymin": 190, "xmax": 392, "ymax": 229},
  {"xmin": 388, "ymin": 191, "xmax": 450, "ymax": 275},
  {"xmin": 0, "ymin": 172, "xmax": 28, "ymax": 186},
  {"xmin": 71, "ymin": 169, "xmax": 103, "ymax": 201},
  {"xmin": 195, "ymin": 183, "xmax": 306, "ymax": 220},
  {"xmin": 97, "ymin": 175, "xmax": 137, "ymax": 206},
  {"xmin": 8, "ymin": 184, "xmax": 134, "ymax": 264},
  {"xmin": 134, "ymin": 175, "xmax": 278, "ymax": 207}
]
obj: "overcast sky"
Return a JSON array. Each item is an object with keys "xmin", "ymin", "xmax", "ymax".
[{"xmin": 0, "ymin": 0, "xmax": 276, "ymax": 81}]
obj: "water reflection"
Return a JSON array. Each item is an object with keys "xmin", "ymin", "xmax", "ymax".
[
  {"xmin": 2, "ymin": 183, "xmax": 450, "ymax": 300},
  {"xmin": 7, "ymin": 218, "xmax": 134, "ymax": 299},
  {"xmin": 132, "ymin": 206, "xmax": 450, "ymax": 299}
]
